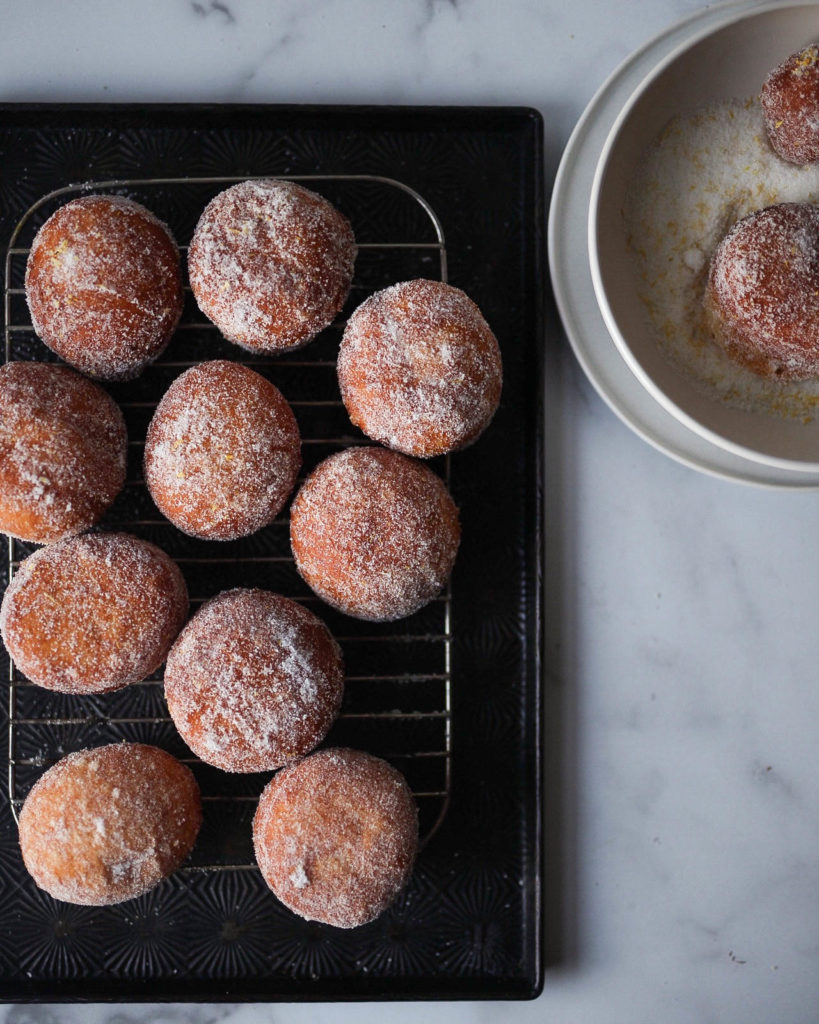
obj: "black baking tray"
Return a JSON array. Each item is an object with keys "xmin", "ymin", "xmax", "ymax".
[{"xmin": 0, "ymin": 104, "xmax": 545, "ymax": 1001}]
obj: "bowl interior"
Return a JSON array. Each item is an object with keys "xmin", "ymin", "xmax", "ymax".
[{"xmin": 592, "ymin": 2, "xmax": 819, "ymax": 469}]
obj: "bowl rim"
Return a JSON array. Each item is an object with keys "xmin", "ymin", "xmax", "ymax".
[{"xmin": 587, "ymin": 0, "xmax": 819, "ymax": 473}]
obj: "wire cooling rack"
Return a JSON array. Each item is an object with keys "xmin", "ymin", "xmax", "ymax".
[{"xmin": 3, "ymin": 174, "xmax": 452, "ymax": 868}]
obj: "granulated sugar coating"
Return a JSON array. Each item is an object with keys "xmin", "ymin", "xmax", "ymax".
[
  {"xmin": 164, "ymin": 588, "xmax": 344, "ymax": 773},
  {"xmin": 0, "ymin": 532, "xmax": 188, "ymax": 695},
  {"xmin": 705, "ymin": 203, "xmax": 819, "ymax": 380},
  {"xmin": 253, "ymin": 747, "xmax": 418, "ymax": 929},
  {"xmin": 25, "ymin": 195, "xmax": 183, "ymax": 381},
  {"xmin": 338, "ymin": 279, "xmax": 502, "ymax": 458},
  {"xmin": 290, "ymin": 447, "xmax": 460, "ymax": 622},
  {"xmin": 762, "ymin": 45, "xmax": 819, "ymax": 165},
  {"xmin": 625, "ymin": 97, "xmax": 819, "ymax": 419},
  {"xmin": 0, "ymin": 362, "xmax": 127, "ymax": 544},
  {"xmin": 144, "ymin": 360, "xmax": 301, "ymax": 541},
  {"xmin": 18, "ymin": 743, "xmax": 202, "ymax": 906},
  {"xmin": 188, "ymin": 179, "xmax": 356, "ymax": 353}
]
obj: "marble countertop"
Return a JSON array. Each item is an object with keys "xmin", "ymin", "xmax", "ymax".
[{"xmin": 2, "ymin": 1, "xmax": 819, "ymax": 1022}]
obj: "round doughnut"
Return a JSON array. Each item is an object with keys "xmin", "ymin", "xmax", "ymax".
[
  {"xmin": 0, "ymin": 532, "xmax": 188, "ymax": 695},
  {"xmin": 704, "ymin": 202, "xmax": 819, "ymax": 380},
  {"xmin": 187, "ymin": 178, "xmax": 356, "ymax": 353},
  {"xmin": 25, "ymin": 194, "xmax": 183, "ymax": 381},
  {"xmin": 253, "ymin": 747, "xmax": 418, "ymax": 929},
  {"xmin": 18, "ymin": 743, "xmax": 201, "ymax": 906},
  {"xmin": 144, "ymin": 360, "xmax": 301, "ymax": 541},
  {"xmin": 290, "ymin": 447, "xmax": 460, "ymax": 622},
  {"xmin": 0, "ymin": 361, "xmax": 126, "ymax": 544},
  {"xmin": 762, "ymin": 44, "xmax": 819, "ymax": 165},
  {"xmin": 164, "ymin": 588, "xmax": 344, "ymax": 773},
  {"xmin": 338, "ymin": 279, "xmax": 502, "ymax": 458}
]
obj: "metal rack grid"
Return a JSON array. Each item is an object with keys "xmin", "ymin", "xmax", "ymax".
[{"xmin": 3, "ymin": 174, "xmax": 452, "ymax": 867}]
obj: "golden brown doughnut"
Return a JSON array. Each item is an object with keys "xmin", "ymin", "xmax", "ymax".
[
  {"xmin": 0, "ymin": 361, "xmax": 126, "ymax": 544},
  {"xmin": 253, "ymin": 747, "xmax": 418, "ymax": 928},
  {"xmin": 290, "ymin": 446, "xmax": 460, "ymax": 621},
  {"xmin": 704, "ymin": 202, "xmax": 819, "ymax": 380},
  {"xmin": 762, "ymin": 45, "xmax": 819, "ymax": 165},
  {"xmin": 338, "ymin": 279, "xmax": 502, "ymax": 457},
  {"xmin": 188, "ymin": 179, "xmax": 356, "ymax": 353},
  {"xmin": 0, "ymin": 532, "xmax": 188, "ymax": 695},
  {"xmin": 164, "ymin": 588, "xmax": 344, "ymax": 773},
  {"xmin": 143, "ymin": 360, "xmax": 301, "ymax": 541},
  {"xmin": 25, "ymin": 195, "xmax": 183, "ymax": 380},
  {"xmin": 18, "ymin": 743, "xmax": 201, "ymax": 906}
]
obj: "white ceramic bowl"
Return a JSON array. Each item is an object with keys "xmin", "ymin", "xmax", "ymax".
[{"xmin": 590, "ymin": 1, "xmax": 819, "ymax": 471}]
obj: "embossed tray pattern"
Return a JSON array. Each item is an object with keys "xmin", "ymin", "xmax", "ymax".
[{"xmin": 0, "ymin": 104, "xmax": 544, "ymax": 1002}]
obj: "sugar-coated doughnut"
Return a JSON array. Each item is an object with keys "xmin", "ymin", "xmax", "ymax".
[
  {"xmin": 0, "ymin": 361, "xmax": 126, "ymax": 544},
  {"xmin": 253, "ymin": 747, "xmax": 418, "ymax": 928},
  {"xmin": 704, "ymin": 202, "xmax": 819, "ymax": 380},
  {"xmin": 18, "ymin": 743, "xmax": 202, "ymax": 906},
  {"xmin": 338, "ymin": 279, "xmax": 502, "ymax": 457},
  {"xmin": 144, "ymin": 360, "xmax": 301, "ymax": 541},
  {"xmin": 188, "ymin": 179, "xmax": 356, "ymax": 353},
  {"xmin": 0, "ymin": 532, "xmax": 188, "ymax": 695},
  {"xmin": 761, "ymin": 45, "xmax": 819, "ymax": 165},
  {"xmin": 290, "ymin": 446, "xmax": 460, "ymax": 621},
  {"xmin": 25, "ymin": 195, "xmax": 183, "ymax": 381},
  {"xmin": 164, "ymin": 588, "xmax": 344, "ymax": 773}
]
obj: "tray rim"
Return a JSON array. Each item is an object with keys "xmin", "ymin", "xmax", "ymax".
[{"xmin": 0, "ymin": 100, "xmax": 546, "ymax": 1003}]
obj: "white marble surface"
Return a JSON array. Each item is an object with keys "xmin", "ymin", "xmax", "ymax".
[{"xmin": 2, "ymin": 0, "xmax": 819, "ymax": 1021}]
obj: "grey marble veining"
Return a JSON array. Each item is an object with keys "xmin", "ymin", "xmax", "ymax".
[
  {"xmin": 191, "ymin": 2, "xmax": 236, "ymax": 26},
  {"xmin": 1, "ymin": 0, "xmax": 818, "ymax": 1022}
]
